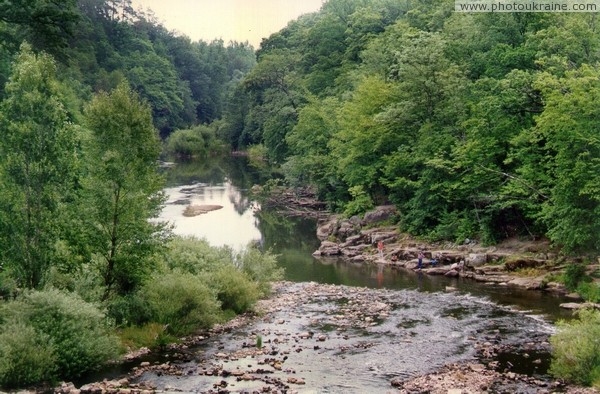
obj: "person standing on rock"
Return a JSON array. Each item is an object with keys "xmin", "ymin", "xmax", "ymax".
[
  {"xmin": 418, "ymin": 251, "xmax": 424, "ymax": 269},
  {"xmin": 377, "ymin": 240, "xmax": 384, "ymax": 259}
]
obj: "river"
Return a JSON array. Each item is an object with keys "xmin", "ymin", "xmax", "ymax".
[{"xmin": 137, "ymin": 156, "xmax": 572, "ymax": 392}]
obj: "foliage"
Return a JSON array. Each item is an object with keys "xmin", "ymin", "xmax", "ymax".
[
  {"xmin": 230, "ymin": 0, "xmax": 599, "ymax": 255},
  {"xmin": 236, "ymin": 246, "xmax": 283, "ymax": 295},
  {"xmin": 0, "ymin": 289, "xmax": 121, "ymax": 383},
  {"xmin": 164, "ymin": 124, "xmax": 224, "ymax": 158},
  {"xmin": 0, "ymin": 322, "xmax": 56, "ymax": 389},
  {"xmin": 550, "ymin": 309, "xmax": 600, "ymax": 387},
  {"xmin": 141, "ymin": 271, "xmax": 221, "ymax": 336},
  {"xmin": 344, "ymin": 186, "xmax": 374, "ymax": 217},
  {"xmin": 563, "ymin": 263, "xmax": 589, "ymax": 292},
  {"xmin": 163, "ymin": 236, "xmax": 232, "ymax": 275},
  {"xmin": 576, "ymin": 282, "xmax": 600, "ymax": 303},
  {"xmin": 0, "ymin": 43, "xmax": 78, "ymax": 289},
  {"xmin": 212, "ymin": 266, "xmax": 260, "ymax": 314},
  {"xmin": 83, "ymin": 82, "xmax": 168, "ymax": 300},
  {"xmin": 118, "ymin": 322, "xmax": 168, "ymax": 350}
]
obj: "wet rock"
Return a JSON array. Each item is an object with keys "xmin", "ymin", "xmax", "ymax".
[
  {"xmin": 314, "ymin": 241, "xmax": 340, "ymax": 256},
  {"xmin": 508, "ymin": 277, "xmax": 544, "ymax": 290},
  {"xmin": 560, "ymin": 302, "xmax": 600, "ymax": 310},
  {"xmin": 445, "ymin": 269, "xmax": 460, "ymax": 277}
]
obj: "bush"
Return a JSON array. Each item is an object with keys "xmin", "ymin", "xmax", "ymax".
[
  {"xmin": 0, "ymin": 322, "xmax": 56, "ymax": 388},
  {"xmin": 577, "ymin": 282, "xmax": 600, "ymax": 303},
  {"xmin": 0, "ymin": 289, "xmax": 121, "ymax": 382},
  {"xmin": 107, "ymin": 292, "xmax": 153, "ymax": 327},
  {"xmin": 142, "ymin": 272, "xmax": 222, "ymax": 336},
  {"xmin": 165, "ymin": 236, "xmax": 232, "ymax": 275},
  {"xmin": 550, "ymin": 309, "xmax": 600, "ymax": 387},
  {"xmin": 164, "ymin": 128, "xmax": 206, "ymax": 158},
  {"xmin": 344, "ymin": 185, "xmax": 374, "ymax": 217},
  {"xmin": 563, "ymin": 263, "xmax": 589, "ymax": 291},
  {"xmin": 118, "ymin": 322, "xmax": 169, "ymax": 349},
  {"xmin": 212, "ymin": 266, "xmax": 260, "ymax": 314},
  {"xmin": 236, "ymin": 246, "xmax": 283, "ymax": 295}
]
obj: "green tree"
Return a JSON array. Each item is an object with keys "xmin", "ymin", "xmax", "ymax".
[
  {"xmin": 83, "ymin": 82, "xmax": 168, "ymax": 300},
  {"xmin": 533, "ymin": 66, "xmax": 600, "ymax": 254},
  {"xmin": 0, "ymin": 44, "xmax": 78, "ymax": 289}
]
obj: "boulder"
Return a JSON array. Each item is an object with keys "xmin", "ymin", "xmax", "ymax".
[
  {"xmin": 362, "ymin": 205, "xmax": 397, "ymax": 225},
  {"xmin": 427, "ymin": 267, "xmax": 452, "ymax": 276},
  {"xmin": 316, "ymin": 217, "xmax": 339, "ymax": 241},
  {"xmin": 369, "ymin": 231, "xmax": 398, "ymax": 244},
  {"xmin": 337, "ymin": 219, "xmax": 360, "ymax": 239},
  {"xmin": 508, "ymin": 277, "xmax": 544, "ymax": 290},
  {"xmin": 445, "ymin": 269, "xmax": 460, "ymax": 277},
  {"xmin": 466, "ymin": 253, "xmax": 488, "ymax": 267},
  {"xmin": 341, "ymin": 234, "xmax": 365, "ymax": 248},
  {"xmin": 317, "ymin": 241, "xmax": 341, "ymax": 256}
]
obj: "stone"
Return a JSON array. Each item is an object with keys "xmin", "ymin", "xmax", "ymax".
[
  {"xmin": 316, "ymin": 217, "xmax": 339, "ymax": 241},
  {"xmin": 466, "ymin": 253, "xmax": 487, "ymax": 267},
  {"xmin": 445, "ymin": 269, "xmax": 459, "ymax": 277},
  {"xmin": 340, "ymin": 234, "xmax": 364, "ymax": 247},
  {"xmin": 317, "ymin": 241, "xmax": 341, "ymax": 256},
  {"xmin": 362, "ymin": 205, "xmax": 397, "ymax": 225}
]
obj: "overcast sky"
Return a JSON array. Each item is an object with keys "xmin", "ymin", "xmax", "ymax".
[{"xmin": 130, "ymin": 0, "xmax": 325, "ymax": 48}]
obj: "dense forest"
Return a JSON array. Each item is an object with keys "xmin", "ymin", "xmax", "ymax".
[
  {"xmin": 1, "ymin": 0, "xmax": 596, "ymax": 255},
  {"xmin": 223, "ymin": 0, "xmax": 599, "ymax": 256}
]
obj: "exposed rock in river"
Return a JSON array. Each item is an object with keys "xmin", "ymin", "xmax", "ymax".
[{"xmin": 182, "ymin": 204, "xmax": 223, "ymax": 217}]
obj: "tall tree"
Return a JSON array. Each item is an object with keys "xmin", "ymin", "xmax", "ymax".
[
  {"xmin": 83, "ymin": 82, "xmax": 167, "ymax": 300},
  {"xmin": 0, "ymin": 44, "xmax": 78, "ymax": 289}
]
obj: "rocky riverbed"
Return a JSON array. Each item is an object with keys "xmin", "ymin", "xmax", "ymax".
[
  {"xmin": 312, "ymin": 206, "xmax": 600, "ymax": 311},
  {"xmin": 56, "ymin": 282, "xmax": 597, "ymax": 394}
]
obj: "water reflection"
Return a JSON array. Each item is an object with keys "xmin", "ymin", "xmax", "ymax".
[{"xmin": 158, "ymin": 156, "xmax": 573, "ymax": 322}]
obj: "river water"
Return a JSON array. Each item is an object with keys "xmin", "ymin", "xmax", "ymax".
[{"xmin": 144, "ymin": 156, "xmax": 572, "ymax": 392}]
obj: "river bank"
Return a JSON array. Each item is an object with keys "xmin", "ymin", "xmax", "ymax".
[
  {"xmin": 303, "ymin": 204, "xmax": 599, "ymax": 311},
  {"xmin": 56, "ymin": 281, "xmax": 597, "ymax": 394}
]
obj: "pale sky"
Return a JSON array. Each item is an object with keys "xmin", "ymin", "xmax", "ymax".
[{"xmin": 131, "ymin": 0, "xmax": 325, "ymax": 48}]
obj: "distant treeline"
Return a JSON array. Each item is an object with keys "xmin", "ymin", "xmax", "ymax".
[{"xmin": 0, "ymin": 0, "xmax": 256, "ymax": 137}]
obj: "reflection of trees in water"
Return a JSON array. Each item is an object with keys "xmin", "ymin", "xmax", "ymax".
[
  {"xmin": 163, "ymin": 155, "xmax": 275, "ymax": 190},
  {"xmin": 227, "ymin": 182, "xmax": 253, "ymax": 215},
  {"xmin": 256, "ymin": 210, "xmax": 319, "ymax": 251}
]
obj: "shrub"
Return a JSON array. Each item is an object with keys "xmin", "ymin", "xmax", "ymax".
[
  {"xmin": 107, "ymin": 292, "xmax": 153, "ymax": 327},
  {"xmin": 142, "ymin": 272, "xmax": 221, "ymax": 336},
  {"xmin": 550, "ymin": 309, "xmax": 600, "ymax": 387},
  {"xmin": 563, "ymin": 263, "xmax": 589, "ymax": 291},
  {"xmin": 165, "ymin": 236, "xmax": 232, "ymax": 275},
  {"xmin": 165, "ymin": 128, "xmax": 206, "ymax": 158},
  {"xmin": 577, "ymin": 282, "xmax": 600, "ymax": 303},
  {"xmin": 0, "ymin": 289, "xmax": 121, "ymax": 382},
  {"xmin": 0, "ymin": 322, "xmax": 56, "ymax": 388},
  {"xmin": 236, "ymin": 246, "xmax": 283, "ymax": 295},
  {"xmin": 344, "ymin": 185, "xmax": 374, "ymax": 217},
  {"xmin": 212, "ymin": 266, "xmax": 260, "ymax": 314},
  {"xmin": 118, "ymin": 322, "xmax": 169, "ymax": 349}
]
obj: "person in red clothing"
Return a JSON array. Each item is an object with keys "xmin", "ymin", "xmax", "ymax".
[{"xmin": 377, "ymin": 240, "xmax": 384, "ymax": 259}]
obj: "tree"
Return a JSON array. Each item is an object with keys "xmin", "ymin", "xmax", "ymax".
[
  {"xmin": 532, "ymin": 66, "xmax": 600, "ymax": 254},
  {"xmin": 83, "ymin": 82, "xmax": 167, "ymax": 300},
  {"xmin": 0, "ymin": 43, "xmax": 78, "ymax": 289}
]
